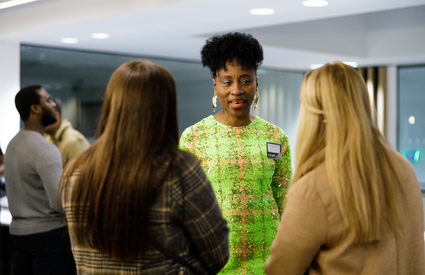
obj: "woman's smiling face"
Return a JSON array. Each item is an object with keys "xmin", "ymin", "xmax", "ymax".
[{"xmin": 213, "ymin": 59, "xmax": 258, "ymax": 126}]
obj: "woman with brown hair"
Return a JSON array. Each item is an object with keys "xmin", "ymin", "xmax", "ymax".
[
  {"xmin": 60, "ymin": 60, "xmax": 229, "ymax": 274},
  {"xmin": 264, "ymin": 62, "xmax": 425, "ymax": 274}
]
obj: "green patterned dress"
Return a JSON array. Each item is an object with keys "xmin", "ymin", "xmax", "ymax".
[{"xmin": 180, "ymin": 115, "xmax": 292, "ymax": 274}]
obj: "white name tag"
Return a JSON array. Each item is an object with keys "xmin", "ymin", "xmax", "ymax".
[{"xmin": 267, "ymin": 142, "xmax": 282, "ymax": 160}]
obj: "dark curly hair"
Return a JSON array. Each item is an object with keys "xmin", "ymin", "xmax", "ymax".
[{"xmin": 201, "ymin": 32, "xmax": 264, "ymax": 78}]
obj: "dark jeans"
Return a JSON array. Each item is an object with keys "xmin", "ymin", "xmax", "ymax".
[{"xmin": 11, "ymin": 227, "xmax": 76, "ymax": 275}]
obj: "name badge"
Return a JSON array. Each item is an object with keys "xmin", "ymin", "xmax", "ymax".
[{"xmin": 267, "ymin": 142, "xmax": 282, "ymax": 160}]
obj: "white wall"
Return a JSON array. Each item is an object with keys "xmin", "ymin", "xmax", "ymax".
[{"xmin": 0, "ymin": 40, "xmax": 21, "ymax": 152}]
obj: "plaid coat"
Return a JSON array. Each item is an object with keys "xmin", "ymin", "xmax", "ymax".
[{"xmin": 62, "ymin": 150, "xmax": 229, "ymax": 274}]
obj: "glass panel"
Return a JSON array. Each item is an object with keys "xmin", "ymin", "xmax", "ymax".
[
  {"xmin": 20, "ymin": 45, "xmax": 213, "ymax": 143},
  {"xmin": 20, "ymin": 45, "xmax": 304, "ymax": 162},
  {"xmin": 398, "ymin": 65, "xmax": 425, "ymax": 189}
]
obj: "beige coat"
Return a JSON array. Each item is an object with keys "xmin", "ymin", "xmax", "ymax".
[
  {"xmin": 46, "ymin": 119, "xmax": 90, "ymax": 167},
  {"xmin": 265, "ymin": 151, "xmax": 425, "ymax": 274}
]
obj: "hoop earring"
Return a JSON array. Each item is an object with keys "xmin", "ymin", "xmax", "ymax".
[
  {"xmin": 254, "ymin": 91, "xmax": 259, "ymax": 110},
  {"xmin": 212, "ymin": 93, "xmax": 217, "ymax": 113}
]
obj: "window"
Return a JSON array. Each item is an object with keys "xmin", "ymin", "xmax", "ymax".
[
  {"xmin": 398, "ymin": 65, "xmax": 425, "ymax": 189},
  {"xmin": 21, "ymin": 45, "xmax": 304, "ymax": 165}
]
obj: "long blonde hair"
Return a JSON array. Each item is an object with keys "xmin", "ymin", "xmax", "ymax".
[
  {"xmin": 60, "ymin": 60, "xmax": 179, "ymax": 260},
  {"xmin": 293, "ymin": 62, "xmax": 404, "ymax": 242}
]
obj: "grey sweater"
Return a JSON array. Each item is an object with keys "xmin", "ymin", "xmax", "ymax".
[{"xmin": 5, "ymin": 129, "xmax": 64, "ymax": 235}]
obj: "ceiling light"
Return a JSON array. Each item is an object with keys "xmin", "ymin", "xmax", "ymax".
[
  {"xmin": 303, "ymin": 0, "xmax": 328, "ymax": 7},
  {"xmin": 91, "ymin": 33, "xmax": 110, "ymax": 39},
  {"xmin": 61, "ymin": 38, "xmax": 79, "ymax": 44},
  {"xmin": 0, "ymin": 0, "xmax": 38, "ymax": 10},
  {"xmin": 309, "ymin": 61, "xmax": 358, "ymax": 70},
  {"xmin": 309, "ymin": 64, "xmax": 323, "ymax": 70},
  {"xmin": 250, "ymin": 8, "xmax": 275, "ymax": 15},
  {"xmin": 343, "ymin": 61, "xmax": 358, "ymax": 68}
]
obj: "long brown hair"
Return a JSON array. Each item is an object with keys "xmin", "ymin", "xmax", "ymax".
[
  {"xmin": 60, "ymin": 60, "xmax": 179, "ymax": 260},
  {"xmin": 293, "ymin": 62, "xmax": 405, "ymax": 242}
]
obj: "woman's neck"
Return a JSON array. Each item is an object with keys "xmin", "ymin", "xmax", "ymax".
[{"xmin": 213, "ymin": 112, "xmax": 255, "ymax": 127}]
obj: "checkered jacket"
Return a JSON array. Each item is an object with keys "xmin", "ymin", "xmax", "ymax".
[{"xmin": 61, "ymin": 150, "xmax": 229, "ymax": 274}]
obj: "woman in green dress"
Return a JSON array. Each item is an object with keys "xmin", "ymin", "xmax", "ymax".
[{"xmin": 180, "ymin": 32, "xmax": 292, "ymax": 274}]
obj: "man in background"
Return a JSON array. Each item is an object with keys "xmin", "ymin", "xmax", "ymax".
[
  {"xmin": 4, "ymin": 85, "xmax": 75, "ymax": 274},
  {"xmin": 45, "ymin": 98, "xmax": 90, "ymax": 167}
]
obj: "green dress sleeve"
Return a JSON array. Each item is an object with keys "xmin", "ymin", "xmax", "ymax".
[
  {"xmin": 271, "ymin": 129, "xmax": 293, "ymax": 217},
  {"xmin": 179, "ymin": 127, "xmax": 193, "ymax": 153}
]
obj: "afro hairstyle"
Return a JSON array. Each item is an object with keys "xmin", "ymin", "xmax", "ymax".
[{"xmin": 200, "ymin": 32, "xmax": 264, "ymax": 78}]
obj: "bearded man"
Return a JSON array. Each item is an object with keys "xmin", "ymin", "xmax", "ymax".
[{"xmin": 4, "ymin": 85, "xmax": 76, "ymax": 274}]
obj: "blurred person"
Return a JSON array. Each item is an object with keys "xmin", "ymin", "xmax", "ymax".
[
  {"xmin": 0, "ymin": 146, "xmax": 4, "ymax": 176},
  {"xmin": 180, "ymin": 32, "xmax": 292, "ymax": 274},
  {"xmin": 4, "ymin": 85, "xmax": 75, "ymax": 274},
  {"xmin": 59, "ymin": 60, "xmax": 229, "ymax": 274},
  {"xmin": 0, "ymin": 146, "xmax": 5, "ymax": 196},
  {"xmin": 264, "ymin": 62, "xmax": 425, "ymax": 274},
  {"xmin": 45, "ymin": 98, "xmax": 90, "ymax": 167}
]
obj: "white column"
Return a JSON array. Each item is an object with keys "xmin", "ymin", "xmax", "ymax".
[
  {"xmin": 386, "ymin": 65, "xmax": 397, "ymax": 149},
  {"xmin": 0, "ymin": 40, "xmax": 20, "ymax": 152}
]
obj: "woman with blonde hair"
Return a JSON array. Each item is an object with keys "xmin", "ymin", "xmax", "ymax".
[
  {"xmin": 60, "ymin": 60, "xmax": 229, "ymax": 274},
  {"xmin": 264, "ymin": 61, "xmax": 425, "ymax": 274}
]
